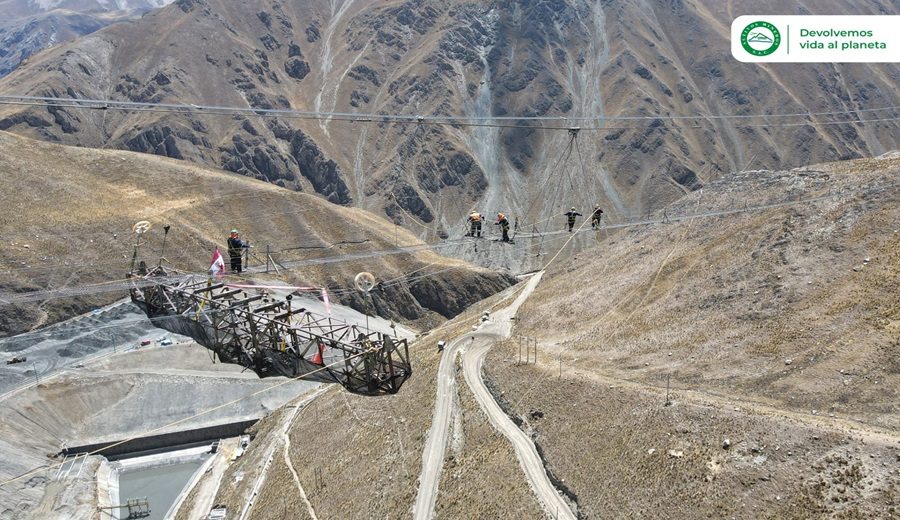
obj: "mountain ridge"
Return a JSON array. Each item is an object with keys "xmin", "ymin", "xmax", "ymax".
[{"xmin": 0, "ymin": 0, "xmax": 897, "ymax": 248}]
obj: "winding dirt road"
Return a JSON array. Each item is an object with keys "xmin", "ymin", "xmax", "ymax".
[{"xmin": 413, "ymin": 273, "xmax": 576, "ymax": 520}]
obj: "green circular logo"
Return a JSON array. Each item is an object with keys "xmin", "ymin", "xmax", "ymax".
[{"xmin": 741, "ymin": 21, "xmax": 781, "ymax": 56}]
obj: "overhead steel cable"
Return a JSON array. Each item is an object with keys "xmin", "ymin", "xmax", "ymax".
[
  {"xmin": 3, "ymin": 179, "xmax": 895, "ymax": 305},
  {"xmin": 3, "ymin": 102, "xmax": 896, "ymax": 131},
  {"xmin": 0, "ymin": 237, "xmax": 475, "ymax": 304},
  {"xmin": 0, "ymin": 172, "xmax": 889, "ymax": 283},
  {"xmin": 0, "ymin": 168, "xmax": 628, "ymax": 490},
  {"xmin": 0, "ymin": 96, "xmax": 898, "ymax": 132},
  {"xmin": 1, "ymin": 174, "xmax": 896, "ymax": 489},
  {"xmin": 0, "ymin": 94, "xmax": 897, "ymax": 123}
]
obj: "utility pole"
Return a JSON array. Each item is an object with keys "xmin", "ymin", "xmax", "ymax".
[
  {"xmin": 157, "ymin": 224, "xmax": 171, "ymax": 267},
  {"xmin": 665, "ymin": 374, "xmax": 672, "ymax": 407},
  {"xmin": 265, "ymin": 245, "xmax": 271, "ymax": 273}
]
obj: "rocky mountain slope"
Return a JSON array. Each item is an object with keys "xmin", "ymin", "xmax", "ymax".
[
  {"xmin": 0, "ymin": 0, "xmax": 897, "ymax": 241},
  {"xmin": 0, "ymin": 130, "xmax": 512, "ymax": 335},
  {"xmin": 0, "ymin": 0, "xmax": 173, "ymax": 77}
]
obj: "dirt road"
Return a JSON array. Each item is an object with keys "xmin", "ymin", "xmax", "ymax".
[
  {"xmin": 459, "ymin": 273, "xmax": 575, "ymax": 520},
  {"xmin": 413, "ymin": 273, "xmax": 576, "ymax": 519},
  {"xmin": 462, "ymin": 337, "xmax": 576, "ymax": 520},
  {"xmin": 412, "ymin": 329, "xmax": 471, "ymax": 520}
]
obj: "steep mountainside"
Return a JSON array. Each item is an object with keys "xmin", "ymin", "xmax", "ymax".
[
  {"xmin": 0, "ymin": 0, "xmax": 897, "ymax": 239},
  {"xmin": 0, "ymin": 0, "xmax": 173, "ymax": 77},
  {"xmin": 518, "ymin": 153, "xmax": 899, "ymax": 430},
  {"xmin": 484, "ymin": 153, "xmax": 900, "ymax": 518},
  {"xmin": 0, "ymin": 130, "xmax": 512, "ymax": 335}
]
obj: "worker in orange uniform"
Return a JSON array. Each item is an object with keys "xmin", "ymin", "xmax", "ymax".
[{"xmin": 467, "ymin": 211, "xmax": 483, "ymax": 238}]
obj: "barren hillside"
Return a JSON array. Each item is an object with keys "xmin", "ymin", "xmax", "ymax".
[
  {"xmin": 466, "ymin": 154, "xmax": 900, "ymax": 519},
  {"xmin": 0, "ymin": 130, "xmax": 512, "ymax": 335},
  {"xmin": 515, "ymin": 153, "xmax": 899, "ymax": 431},
  {"xmin": 206, "ymin": 154, "xmax": 899, "ymax": 519},
  {"xmin": 0, "ymin": 0, "xmax": 896, "ymax": 241}
]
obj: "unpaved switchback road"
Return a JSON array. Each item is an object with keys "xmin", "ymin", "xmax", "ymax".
[
  {"xmin": 460, "ymin": 273, "xmax": 576, "ymax": 520},
  {"xmin": 413, "ymin": 273, "xmax": 577, "ymax": 520}
]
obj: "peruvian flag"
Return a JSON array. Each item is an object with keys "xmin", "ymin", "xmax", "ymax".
[{"xmin": 209, "ymin": 248, "xmax": 226, "ymax": 276}]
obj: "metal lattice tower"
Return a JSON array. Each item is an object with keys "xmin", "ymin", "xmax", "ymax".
[{"xmin": 128, "ymin": 264, "xmax": 412, "ymax": 395}]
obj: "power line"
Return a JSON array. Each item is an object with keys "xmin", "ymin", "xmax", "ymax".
[
  {"xmin": 0, "ymin": 95, "xmax": 898, "ymax": 131},
  {"xmin": 3, "ymin": 179, "xmax": 894, "ymax": 305},
  {"xmin": 0, "ymin": 166, "xmax": 886, "ymax": 284},
  {"xmin": 0, "ymin": 170, "xmax": 605, "ymax": 490},
  {"xmin": 0, "ymin": 238, "xmax": 475, "ymax": 304},
  {"xmin": 1, "ymin": 173, "xmax": 894, "ymax": 488}
]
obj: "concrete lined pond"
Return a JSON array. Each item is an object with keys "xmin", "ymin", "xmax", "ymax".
[{"xmin": 114, "ymin": 448, "xmax": 211, "ymax": 520}]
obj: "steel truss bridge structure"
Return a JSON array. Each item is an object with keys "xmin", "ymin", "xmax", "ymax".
[{"xmin": 128, "ymin": 265, "xmax": 412, "ymax": 395}]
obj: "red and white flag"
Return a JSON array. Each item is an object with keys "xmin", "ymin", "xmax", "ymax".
[
  {"xmin": 322, "ymin": 288, "xmax": 332, "ymax": 315},
  {"xmin": 209, "ymin": 248, "xmax": 226, "ymax": 276}
]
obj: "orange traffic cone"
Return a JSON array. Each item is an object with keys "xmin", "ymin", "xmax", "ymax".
[{"xmin": 312, "ymin": 343, "xmax": 324, "ymax": 365}]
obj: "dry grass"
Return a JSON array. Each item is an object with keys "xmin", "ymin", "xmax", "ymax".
[
  {"xmin": 486, "ymin": 339, "xmax": 900, "ymax": 519},
  {"xmin": 246, "ymin": 447, "xmax": 314, "ymax": 520},
  {"xmin": 0, "ymin": 130, "xmax": 502, "ymax": 334},
  {"xmin": 515, "ymin": 156, "xmax": 900, "ymax": 431},
  {"xmin": 201, "ymin": 156, "xmax": 900, "ymax": 519}
]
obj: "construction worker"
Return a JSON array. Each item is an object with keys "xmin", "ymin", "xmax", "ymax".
[
  {"xmin": 227, "ymin": 229, "xmax": 250, "ymax": 273},
  {"xmin": 591, "ymin": 205, "xmax": 604, "ymax": 229},
  {"xmin": 495, "ymin": 213, "xmax": 510, "ymax": 242},
  {"xmin": 564, "ymin": 207, "xmax": 582, "ymax": 232},
  {"xmin": 467, "ymin": 211, "xmax": 483, "ymax": 238}
]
